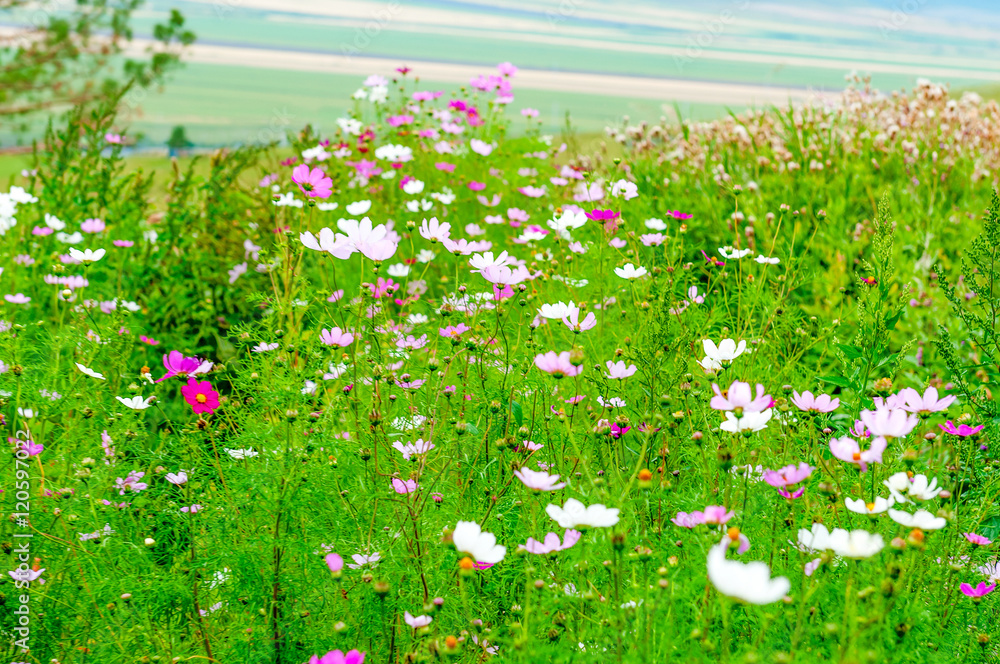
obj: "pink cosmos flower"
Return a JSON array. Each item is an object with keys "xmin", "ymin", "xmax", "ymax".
[
  {"xmin": 585, "ymin": 209, "xmax": 620, "ymax": 222},
  {"xmin": 671, "ymin": 512, "xmax": 703, "ymax": 528},
  {"xmin": 308, "ymin": 649, "xmax": 365, "ymax": 664},
  {"xmin": 790, "ymin": 390, "xmax": 840, "ymax": 413},
  {"xmin": 940, "ymin": 421, "xmax": 984, "ymax": 437},
  {"xmin": 830, "ymin": 435, "xmax": 887, "ymax": 472},
  {"xmin": 960, "ymin": 582, "xmax": 996, "ymax": 598},
  {"xmin": 860, "ymin": 408, "xmax": 918, "ymax": 438},
  {"xmin": 404, "ymin": 612, "xmax": 433, "ymax": 628},
  {"xmin": 563, "ymin": 310, "xmax": 597, "ymax": 333},
  {"xmin": 513, "ymin": 467, "xmax": 566, "ymax": 491},
  {"xmin": 291, "ymin": 164, "xmax": 333, "ymax": 198},
  {"xmin": 605, "ymin": 360, "xmax": 637, "ymax": 380},
  {"xmin": 497, "ymin": 61, "xmax": 518, "ymax": 76},
  {"xmin": 319, "ymin": 327, "xmax": 355, "ymax": 347},
  {"xmin": 439, "ymin": 323, "xmax": 471, "ymax": 339},
  {"xmin": 323, "ymin": 553, "xmax": 344, "ymax": 574},
  {"xmin": 710, "ymin": 381, "xmax": 771, "ymax": 412},
  {"xmin": 391, "ymin": 478, "xmax": 418, "ymax": 494},
  {"xmin": 80, "ymin": 218, "xmax": 105, "ymax": 233},
  {"xmin": 763, "ymin": 463, "xmax": 813, "ymax": 488},
  {"xmin": 181, "ymin": 378, "xmax": 220, "ymax": 415},
  {"xmin": 534, "ymin": 351, "xmax": 582, "ymax": 378},
  {"xmin": 523, "ymin": 530, "xmax": 581, "ymax": 554},
  {"xmin": 898, "ymin": 386, "xmax": 956, "ymax": 414},
  {"xmin": 965, "ymin": 533, "xmax": 992, "ymax": 546},
  {"xmin": 701, "ymin": 505, "xmax": 734, "ymax": 525}
]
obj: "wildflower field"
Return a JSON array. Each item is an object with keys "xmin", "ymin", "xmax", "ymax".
[{"xmin": 4, "ymin": 66, "xmax": 1000, "ymax": 663}]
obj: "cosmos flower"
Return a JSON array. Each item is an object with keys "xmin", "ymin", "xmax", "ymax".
[
  {"xmin": 790, "ymin": 390, "xmax": 839, "ymax": 413},
  {"xmin": 75, "ymin": 362, "xmax": 106, "ymax": 380},
  {"xmin": 887, "ymin": 509, "xmax": 947, "ymax": 530},
  {"xmin": 521, "ymin": 530, "xmax": 581, "ymax": 554},
  {"xmin": 514, "ymin": 467, "xmax": 567, "ymax": 491},
  {"xmin": 614, "ymin": 263, "xmax": 647, "ymax": 279},
  {"xmin": 698, "ymin": 338, "xmax": 747, "ymax": 372},
  {"xmin": 844, "ymin": 496, "xmax": 894, "ymax": 514},
  {"xmin": 859, "ymin": 408, "xmax": 918, "ymax": 439},
  {"xmin": 452, "ymin": 521, "xmax": 506, "ymax": 563},
  {"xmin": 720, "ymin": 409, "xmax": 772, "ymax": 433},
  {"xmin": 605, "ymin": 360, "xmax": 637, "ymax": 380},
  {"xmin": 829, "ymin": 436, "xmax": 887, "ymax": 472},
  {"xmin": 291, "ymin": 164, "xmax": 333, "ymax": 198},
  {"xmin": 940, "ymin": 421, "xmax": 984, "ymax": 437},
  {"xmin": 710, "ymin": 381, "xmax": 771, "ymax": 412},
  {"xmin": 181, "ymin": 378, "xmax": 220, "ymax": 415},
  {"xmin": 706, "ymin": 536, "xmax": 789, "ymax": 604},
  {"xmin": 960, "ymin": 582, "xmax": 996, "ymax": 599},
  {"xmin": 404, "ymin": 612, "xmax": 433, "ymax": 629},
  {"xmin": 545, "ymin": 498, "xmax": 619, "ymax": 529},
  {"xmin": 897, "ymin": 386, "xmax": 956, "ymax": 414},
  {"xmin": 534, "ymin": 351, "xmax": 582, "ymax": 378},
  {"xmin": 308, "ymin": 649, "xmax": 366, "ymax": 664}
]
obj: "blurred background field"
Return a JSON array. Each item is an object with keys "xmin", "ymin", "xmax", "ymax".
[{"xmin": 6, "ymin": 0, "xmax": 1000, "ymax": 147}]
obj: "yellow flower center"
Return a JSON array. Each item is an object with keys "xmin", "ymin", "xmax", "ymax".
[
  {"xmin": 866, "ymin": 502, "xmax": 875, "ymax": 512},
  {"xmin": 196, "ymin": 394, "xmax": 208, "ymax": 404}
]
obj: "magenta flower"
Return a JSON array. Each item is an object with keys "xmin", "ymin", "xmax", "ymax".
[
  {"xmin": 158, "ymin": 350, "xmax": 212, "ymax": 382},
  {"xmin": 898, "ymin": 386, "xmax": 956, "ymax": 415},
  {"xmin": 23, "ymin": 440, "xmax": 44, "ymax": 457},
  {"xmin": 777, "ymin": 487, "xmax": 805, "ymax": 499},
  {"xmin": 790, "ymin": 390, "xmax": 840, "ymax": 413},
  {"xmin": 960, "ymin": 582, "xmax": 996, "ymax": 598},
  {"xmin": 940, "ymin": 421, "xmax": 984, "ymax": 437},
  {"xmin": 710, "ymin": 381, "xmax": 772, "ymax": 412},
  {"xmin": 291, "ymin": 164, "xmax": 333, "ymax": 199},
  {"xmin": 585, "ymin": 209, "xmax": 619, "ymax": 221},
  {"xmin": 830, "ymin": 435, "xmax": 887, "ymax": 472},
  {"xmin": 181, "ymin": 378, "xmax": 220, "ymax": 415},
  {"xmin": 609, "ymin": 423, "xmax": 630, "ymax": 439},
  {"xmin": 534, "ymin": 351, "xmax": 582, "ymax": 379},
  {"xmin": 964, "ymin": 533, "xmax": 992, "ymax": 546},
  {"xmin": 308, "ymin": 650, "xmax": 365, "ymax": 664}
]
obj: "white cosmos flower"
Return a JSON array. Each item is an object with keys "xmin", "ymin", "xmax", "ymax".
[
  {"xmin": 68, "ymin": 248, "xmax": 106, "ymax": 263},
  {"xmin": 719, "ymin": 246, "xmax": 753, "ymax": 259},
  {"xmin": 884, "ymin": 472, "xmax": 942, "ymax": 503},
  {"xmin": 797, "ymin": 523, "xmax": 832, "ymax": 552},
  {"xmin": 614, "ymin": 263, "xmax": 647, "ymax": 279},
  {"xmin": 888, "ymin": 508, "xmax": 947, "ymax": 530},
  {"xmin": 698, "ymin": 338, "xmax": 748, "ymax": 372},
  {"xmin": 706, "ymin": 536, "xmax": 790, "ymax": 604},
  {"xmin": 387, "ymin": 263, "xmax": 410, "ymax": 277},
  {"xmin": 116, "ymin": 395, "xmax": 153, "ymax": 410},
  {"xmin": 645, "ymin": 218, "xmax": 666, "ymax": 230},
  {"xmin": 755, "ymin": 255, "xmax": 780, "ymax": 264},
  {"xmin": 537, "ymin": 301, "xmax": 578, "ymax": 320},
  {"xmin": 720, "ymin": 409, "xmax": 772, "ymax": 433},
  {"xmin": 845, "ymin": 496, "xmax": 894, "ymax": 515},
  {"xmin": 75, "ymin": 362, "xmax": 106, "ymax": 380},
  {"xmin": 545, "ymin": 498, "xmax": 619, "ymax": 529},
  {"xmin": 828, "ymin": 529, "xmax": 884, "ymax": 558},
  {"xmin": 225, "ymin": 448, "xmax": 259, "ymax": 459},
  {"xmin": 452, "ymin": 521, "xmax": 506, "ymax": 564},
  {"xmin": 345, "ymin": 200, "xmax": 372, "ymax": 216}
]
